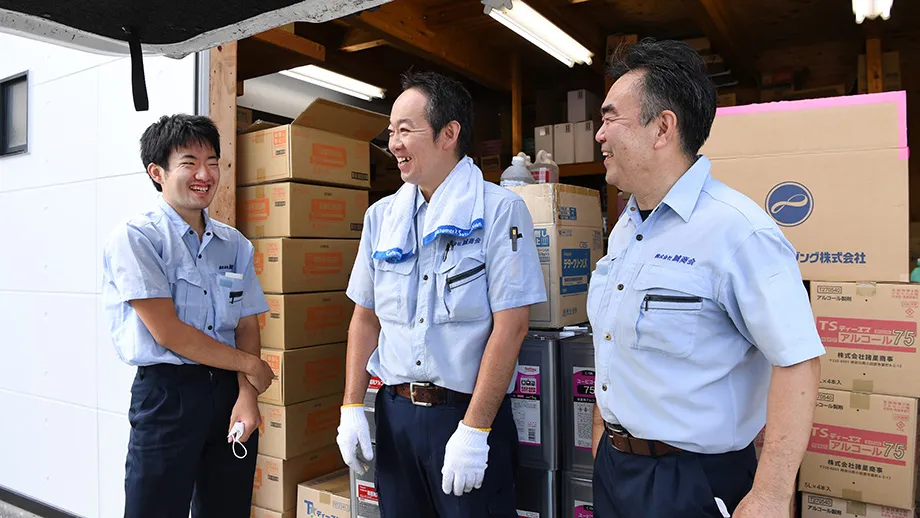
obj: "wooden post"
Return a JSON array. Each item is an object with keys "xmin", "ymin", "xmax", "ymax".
[
  {"xmin": 208, "ymin": 42, "xmax": 238, "ymax": 227},
  {"xmin": 866, "ymin": 37, "xmax": 883, "ymax": 94},
  {"xmin": 511, "ymin": 55, "xmax": 522, "ymax": 155}
]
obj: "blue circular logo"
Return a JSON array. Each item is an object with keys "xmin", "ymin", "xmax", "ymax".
[{"xmin": 765, "ymin": 181, "xmax": 813, "ymax": 227}]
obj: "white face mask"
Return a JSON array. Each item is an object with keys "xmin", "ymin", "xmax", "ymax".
[{"xmin": 228, "ymin": 421, "xmax": 248, "ymax": 459}]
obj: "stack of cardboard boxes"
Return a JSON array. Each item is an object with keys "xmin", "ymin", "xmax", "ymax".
[
  {"xmin": 534, "ymin": 89, "xmax": 604, "ymax": 166},
  {"xmin": 705, "ymin": 91, "xmax": 912, "ymax": 516},
  {"xmin": 234, "ymin": 98, "xmax": 388, "ymax": 518}
]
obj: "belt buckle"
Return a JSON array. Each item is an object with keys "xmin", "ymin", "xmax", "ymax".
[{"xmin": 409, "ymin": 382, "xmax": 433, "ymax": 407}]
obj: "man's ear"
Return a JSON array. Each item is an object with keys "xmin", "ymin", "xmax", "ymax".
[
  {"xmin": 147, "ymin": 163, "xmax": 166, "ymax": 188},
  {"xmin": 439, "ymin": 121, "xmax": 461, "ymax": 151}
]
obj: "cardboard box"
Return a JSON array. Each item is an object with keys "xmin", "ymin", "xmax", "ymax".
[
  {"xmin": 238, "ymin": 106, "xmax": 254, "ymax": 128},
  {"xmin": 506, "ymin": 184, "xmax": 604, "ymax": 328},
  {"xmin": 801, "ymin": 493, "xmax": 915, "ymax": 517},
  {"xmin": 259, "ymin": 343, "xmax": 347, "ymax": 406},
  {"xmin": 567, "ymin": 89, "xmax": 601, "ymax": 123},
  {"xmin": 717, "ymin": 92, "xmax": 737, "ymax": 107},
  {"xmin": 238, "ymin": 98, "xmax": 388, "ymax": 189},
  {"xmin": 811, "ymin": 281, "xmax": 920, "ymax": 398},
  {"xmin": 574, "ymin": 120, "xmax": 602, "ymax": 163},
  {"xmin": 258, "ymin": 393, "xmax": 342, "ymax": 459},
  {"xmin": 251, "ymin": 506, "xmax": 295, "ymax": 518},
  {"xmin": 553, "ymin": 123, "xmax": 575, "ymax": 165},
  {"xmin": 799, "ymin": 389, "xmax": 918, "ymax": 509},
  {"xmin": 704, "ymin": 92, "xmax": 909, "ymax": 283},
  {"xmin": 238, "ymin": 182, "xmax": 368, "ymax": 239},
  {"xmin": 253, "ymin": 239, "xmax": 358, "ymax": 294},
  {"xmin": 253, "ymin": 446, "xmax": 345, "ymax": 513},
  {"xmin": 534, "ymin": 125, "xmax": 554, "ymax": 156},
  {"xmin": 260, "ymin": 292, "xmax": 354, "ymax": 349},
  {"xmin": 296, "ymin": 469, "xmax": 351, "ymax": 518}
]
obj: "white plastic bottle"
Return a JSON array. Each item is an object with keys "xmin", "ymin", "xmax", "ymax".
[
  {"xmin": 500, "ymin": 155, "xmax": 535, "ymax": 187},
  {"xmin": 530, "ymin": 149, "xmax": 560, "ymax": 184}
]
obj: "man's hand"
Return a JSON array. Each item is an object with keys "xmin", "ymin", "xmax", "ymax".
[
  {"xmin": 733, "ymin": 488, "xmax": 792, "ymax": 518},
  {"xmin": 245, "ymin": 356, "xmax": 276, "ymax": 394},
  {"xmin": 337, "ymin": 405, "xmax": 373, "ymax": 474},
  {"xmin": 229, "ymin": 385, "xmax": 261, "ymax": 443},
  {"xmin": 441, "ymin": 421, "xmax": 490, "ymax": 496}
]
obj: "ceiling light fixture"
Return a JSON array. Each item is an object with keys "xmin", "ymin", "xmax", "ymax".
[
  {"xmin": 852, "ymin": 0, "xmax": 894, "ymax": 23},
  {"xmin": 279, "ymin": 65, "xmax": 385, "ymax": 101},
  {"xmin": 481, "ymin": 0, "xmax": 593, "ymax": 68}
]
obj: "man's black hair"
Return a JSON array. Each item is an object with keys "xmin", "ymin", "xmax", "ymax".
[
  {"xmin": 139, "ymin": 114, "xmax": 221, "ymax": 192},
  {"xmin": 607, "ymin": 38, "xmax": 717, "ymax": 158},
  {"xmin": 400, "ymin": 70, "xmax": 473, "ymax": 159}
]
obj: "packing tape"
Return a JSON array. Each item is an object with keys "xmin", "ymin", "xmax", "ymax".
[
  {"xmin": 255, "ymin": 185, "xmax": 265, "ymax": 198},
  {"xmin": 855, "ymin": 283, "xmax": 877, "ymax": 297},
  {"xmin": 841, "ymin": 489, "xmax": 863, "ymax": 504},
  {"xmin": 853, "ymin": 380, "xmax": 875, "ymax": 393},
  {"xmin": 845, "ymin": 500, "xmax": 867, "ymax": 516},
  {"xmin": 850, "ymin": 392, "xmax": 872, "ymax": 410}
]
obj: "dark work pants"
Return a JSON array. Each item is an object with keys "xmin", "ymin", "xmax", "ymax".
[
  {"xmin": 124, "ymin": 364, "xmax": 258, "ymax": 518},
  {"xmin": 374, "ymin": 386, "xmax": 519, "ymax": 518},
  {"xmin": 593, "ymin": 433, "xmax": 758, "ymax": 518}
]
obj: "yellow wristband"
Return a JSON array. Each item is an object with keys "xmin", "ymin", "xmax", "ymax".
[
  {"xmin": 341, "ymin": 404, "xmax": 364, "ymax": 409},
  {"xmin": 475, "ymin": 426, "xmax": 492, "ymax": 433}
]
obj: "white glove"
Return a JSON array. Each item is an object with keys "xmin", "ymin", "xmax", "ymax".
[
  {"xmin": 441, "ymin": 421, "xmax": 490, "ymax": 496},
  {"xmin": 336, "ymin": 405, "xmax": 373, "ymax": 474}
]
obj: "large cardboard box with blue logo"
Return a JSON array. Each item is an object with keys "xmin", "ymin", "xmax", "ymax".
[
  {"xmin": 506, "ymin": 184, "xmax": 604, "ymax": 328},
  {"xmin": 296, "ymin": 469, "xmax": 351, "ymax": 518},
  {"xmin": 702, "ymin": 91, "xmax": 909, "ymax": 282}
]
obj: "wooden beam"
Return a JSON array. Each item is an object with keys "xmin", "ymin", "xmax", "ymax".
[
  {"xmin": 352, "ymin": 1, "xmax": 510, "ymax": 91},
  {"xmin": 237, "ymin": 28, "xmax": 327, "ymax": 81},
  {"xmin": 251, "ymin": 28, "xmax": 326, "ymax": 62},
  {"xmin": 692, "ymin": 0, "xmax": 757, "ymax": 86},
  {"xmin": 340, "ymin": 28, "xmax": 388, "ymax": 52},
  {"xmin": 423, "ymin": 1, "xmax": 490, "ymax": 32},
  {"xmin": 512, "ymin": 56, "xmax": 522, "ymax": 155},
  {"xmin": 866, "ymin": 37, "xmax": 883, "ymax": 93},
  {"xmin": 208, "ymin": 42, "xmax": 237, "ymax": 227}
]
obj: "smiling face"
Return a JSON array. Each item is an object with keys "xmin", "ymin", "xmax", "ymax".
[
  {"xmin": 595, "ymin": 70, "xmax": 662, "ymax": 192},
  {"xmin": 387, "ymin": 88, "xmax": 444, "ymax": 187},
  {"xmin": 147, "ymin": 140, "xmax": 220, "ymax": 219}
]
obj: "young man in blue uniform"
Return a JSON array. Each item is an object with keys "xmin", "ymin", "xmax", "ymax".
[
  {"xmin": 336, "ymin": 71, "xmax": 547, "ymax": 517},
  {"xmin": 587, "ymin": 39, "xmax": 825, "ymax": 517},
  {"xmin": 101, "ymin": 114, "xmax": 276, "ymax": 518}
]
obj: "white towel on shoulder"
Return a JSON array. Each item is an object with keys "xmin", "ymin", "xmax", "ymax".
[{"xmin": 373, "ymin": 156, "xmax": 485, "ymax": 263}]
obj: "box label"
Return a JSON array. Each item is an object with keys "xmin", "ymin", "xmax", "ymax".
[
  {"xmin": 561, "ymin": 248, "xmax": 590, "ymax": 295},
  {"xmin": 574, "ymin": 500, "xmax": 594, "ymax": 518},
  {"xmin": 303, "ymin": 252, "xmax": 344, "ymax": 275},
  {"xmin": 306, "ymin": 305, "xmax": 345, "ymax": 330},
  {"xmin": 310, "ymin": 199, "xmax": 346, "ymax": 221},
  {"xmin": 808, "ymin": 423, "xmax": 908, "ymax": 466},
  {"xmin": 272, "ymin": 129, "xmax": 287, "ymax": 156},
  {"xmin": 797, "ymin": 250, "xmax": 868, "ymax": 265},
  {"xmin": 310, "ymin": 143, "xmax": 347, "ymax": 168},
  {"xmin": 573, "ymin": 367, "xmax": 596, "ymax": 451},
  {"xmin": 511, "ymin": 365, "xmax": 541, "ymax": 446},
  {"xmin": 816, "ymin": 317, "xmax": 917, "ymax": 353},
  {"xmin": 517, "ymin": 511, "xmax": 540, "ymax": 518},
  {"xmin": 246, "ymin": 198, "xmax": 270, "ymax": 221}
]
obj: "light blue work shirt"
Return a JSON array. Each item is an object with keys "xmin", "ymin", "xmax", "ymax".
[
  {"xmin": 587, "ymin": 155, "xmax": 825, "ymax": 454},
  {"xmin": 101, "ymin": 195, "xmax": 270, "ymax": 366},
  {"xmin": 346, "ymin": 181, "xmax": 547, "ymax": 394}
]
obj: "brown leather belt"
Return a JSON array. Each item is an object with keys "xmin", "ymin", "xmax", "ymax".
[
  {"xmin": 392, "ymin": 382, "xmax": 473, "ymax": 406},
  {"xmin": 605, "ymin": 422, "xmax": 686, "ymax": 457}
]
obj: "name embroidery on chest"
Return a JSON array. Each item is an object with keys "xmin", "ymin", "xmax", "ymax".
[
  {"xmin": 654, "ymin": 253, "xmax": 697, "ymax": 266},
  {"xmin": 453, "ymin": 237, "xmax": 482, "ymax": 247},
  {"xmin": 218, "ymin": 264, "xmax": 235, "ymax": 270}
]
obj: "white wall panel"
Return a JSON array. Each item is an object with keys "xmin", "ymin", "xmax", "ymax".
[
  {"xmin": 0, "ymin": 32, "xmax": 118, "ymax": 86},
  {"xmin": 0, "ymin": 391, "xmax": 99, "ymax": 517},
  {"xmin": 96, "ymin": 293, "xmax": 135, "ymax": 415},
  {"xmin": 97, "ymin": 411, "xmax": 130, "ymax": 518}
]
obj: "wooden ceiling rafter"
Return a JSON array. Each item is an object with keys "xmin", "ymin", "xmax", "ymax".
[
  {"xmin": 340, "ymin": 27, "xmax": 389, "ymax": 52},
  {"xmin": 692, "ymin": 0, "xmax": 758, "ymax": 86}
]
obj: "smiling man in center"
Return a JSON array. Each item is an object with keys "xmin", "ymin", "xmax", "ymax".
[{"xmin": 335, "ymin": 70, "xmax": 546, "ymax": 517}]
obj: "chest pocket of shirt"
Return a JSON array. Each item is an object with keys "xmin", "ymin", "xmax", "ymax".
[
  {"xmin": 632, "ymin": 264, "xmax": 713, "ymax": 358},
  {"xmin": 434, "ymin": 248, "xmax": 490, "ymax": 324},
  {"xmin": 374, "ymin": 256, "xmax": 417, "ymax": 324},
  {"xmin": 169, "ymin": 267, "xmax": 205, "ymax": 326},
  {"xmin": 586, "ymin": 255, "xmax": 614, "ymax": 325},
  {"xmin": 216, "ymin": 273, "xmax": 245, "ymax": 331}
]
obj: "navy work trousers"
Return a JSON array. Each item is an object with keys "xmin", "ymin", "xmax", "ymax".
[
  {"xmin": 124, "ymin": 363, "xmax": 258, "ymax": 518},
  {"xmin": 374, "ymin": 385, "xmax": 520, "ymax": 518},
  {"xmin": 593, "ymin": 432, "xmax": 758, "ymax": 517}
]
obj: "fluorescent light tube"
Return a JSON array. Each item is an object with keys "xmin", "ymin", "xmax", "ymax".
[
  {"xmin": 483, "ymin": 0, "xmax": 593, "ymax": 68},
  {"xmin": 279, "ymin": 65, "xmax": 385, "ymax": 101}
]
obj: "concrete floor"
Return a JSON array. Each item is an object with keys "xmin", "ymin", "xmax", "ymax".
[{"xmin": 0, "ymin": 500, "xmax": 42, "ymax": 518}]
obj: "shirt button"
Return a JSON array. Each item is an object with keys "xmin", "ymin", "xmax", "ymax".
[
  {"xmin": 604, "ymin": 333, "xmax": 611, "ymax": 340},
  {"xmin": 617, "ymin": 284, "xmax": 624, "ymax": 291},
  {"xmin": 629, "ymin": 207, "xmax": 636, "ymax": 211},
  {"xmin": 636, "ymin": 234, "xmax": 643, "ymax": 241},
  {"xmin": 602, "ymin": 384, "xmax": 608, "ymax": 391},
  {"xmin": 423, "ymin": 275, "xmax": 429, "ymax": 281},
  {"xmin": 207, "ymin": 325, "xmax": 212, "ymax": 330},
  {"xmin": 198, "ymin": 254, "xmax": 202, "ymax": 258},
  {"xmin": 419, "ymin": 317, "xmax": 424, "ymax": 323},
  {"xmin": 189, "ymin": 230, "xmax": 193, "ymax": 235},
  {"xmin": 203, "ymin": 290, "xmax": 207, "ymax": 295},
  {"xmin": 416, "ymin": 360, "xmax": 421, "ymax": 366},
  {"xmin": 206, "ymin": 232, "xmax": 211, "ymax": 236}
]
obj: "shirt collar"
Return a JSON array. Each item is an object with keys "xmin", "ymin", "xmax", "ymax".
[
  {"xmin": 415, "ymin": 187, "xmax": 427, "ymax": 215},
  {"xmin": 155, "ymin": 195, "xmax": 229, "ymax": 240},
  {"xmin": 659, "ymin": 155, "xmax": 712, "ymax": 223}
]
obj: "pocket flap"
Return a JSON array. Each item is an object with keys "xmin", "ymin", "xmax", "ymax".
[
  {"xmin": 171, "ymin": 266, "xmax": 203, "ymax": 287},
  {"xmin": 375, "ymin": 255, "xmax": 417, "ymax": 276},
  {"xmin": 633, "ymin": 263, "xmax": 713, "ymax": 299},
  {"xmin": 436, "ymin": 248, "xmax": 484, "ymax": 274}
]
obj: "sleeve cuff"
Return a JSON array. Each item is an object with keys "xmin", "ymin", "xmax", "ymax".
[{"xmin": 490, "ymin": 294, "xmax": 547, "ymax": 313}]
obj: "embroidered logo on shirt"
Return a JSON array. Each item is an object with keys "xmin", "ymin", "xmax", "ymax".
[
  {"xmin": 218, "ymin": 264, "xmax": 235, "ymax": 270},
  {"xmin": 654, "ymin": 253, "xmax": 696, "ymax": 266},
  {"xmin": 454, "ymin": 237, "xmax": 482, "ymax": 247}
]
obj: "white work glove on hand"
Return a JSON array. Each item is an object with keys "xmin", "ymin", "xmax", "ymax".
[
  {"xmin": 336, "ymin": 405, "xmax": 373, "ymax": 474},
  {"xmin": 441, "ymin": 421, "xmax": 490, "ymax": 497}
]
